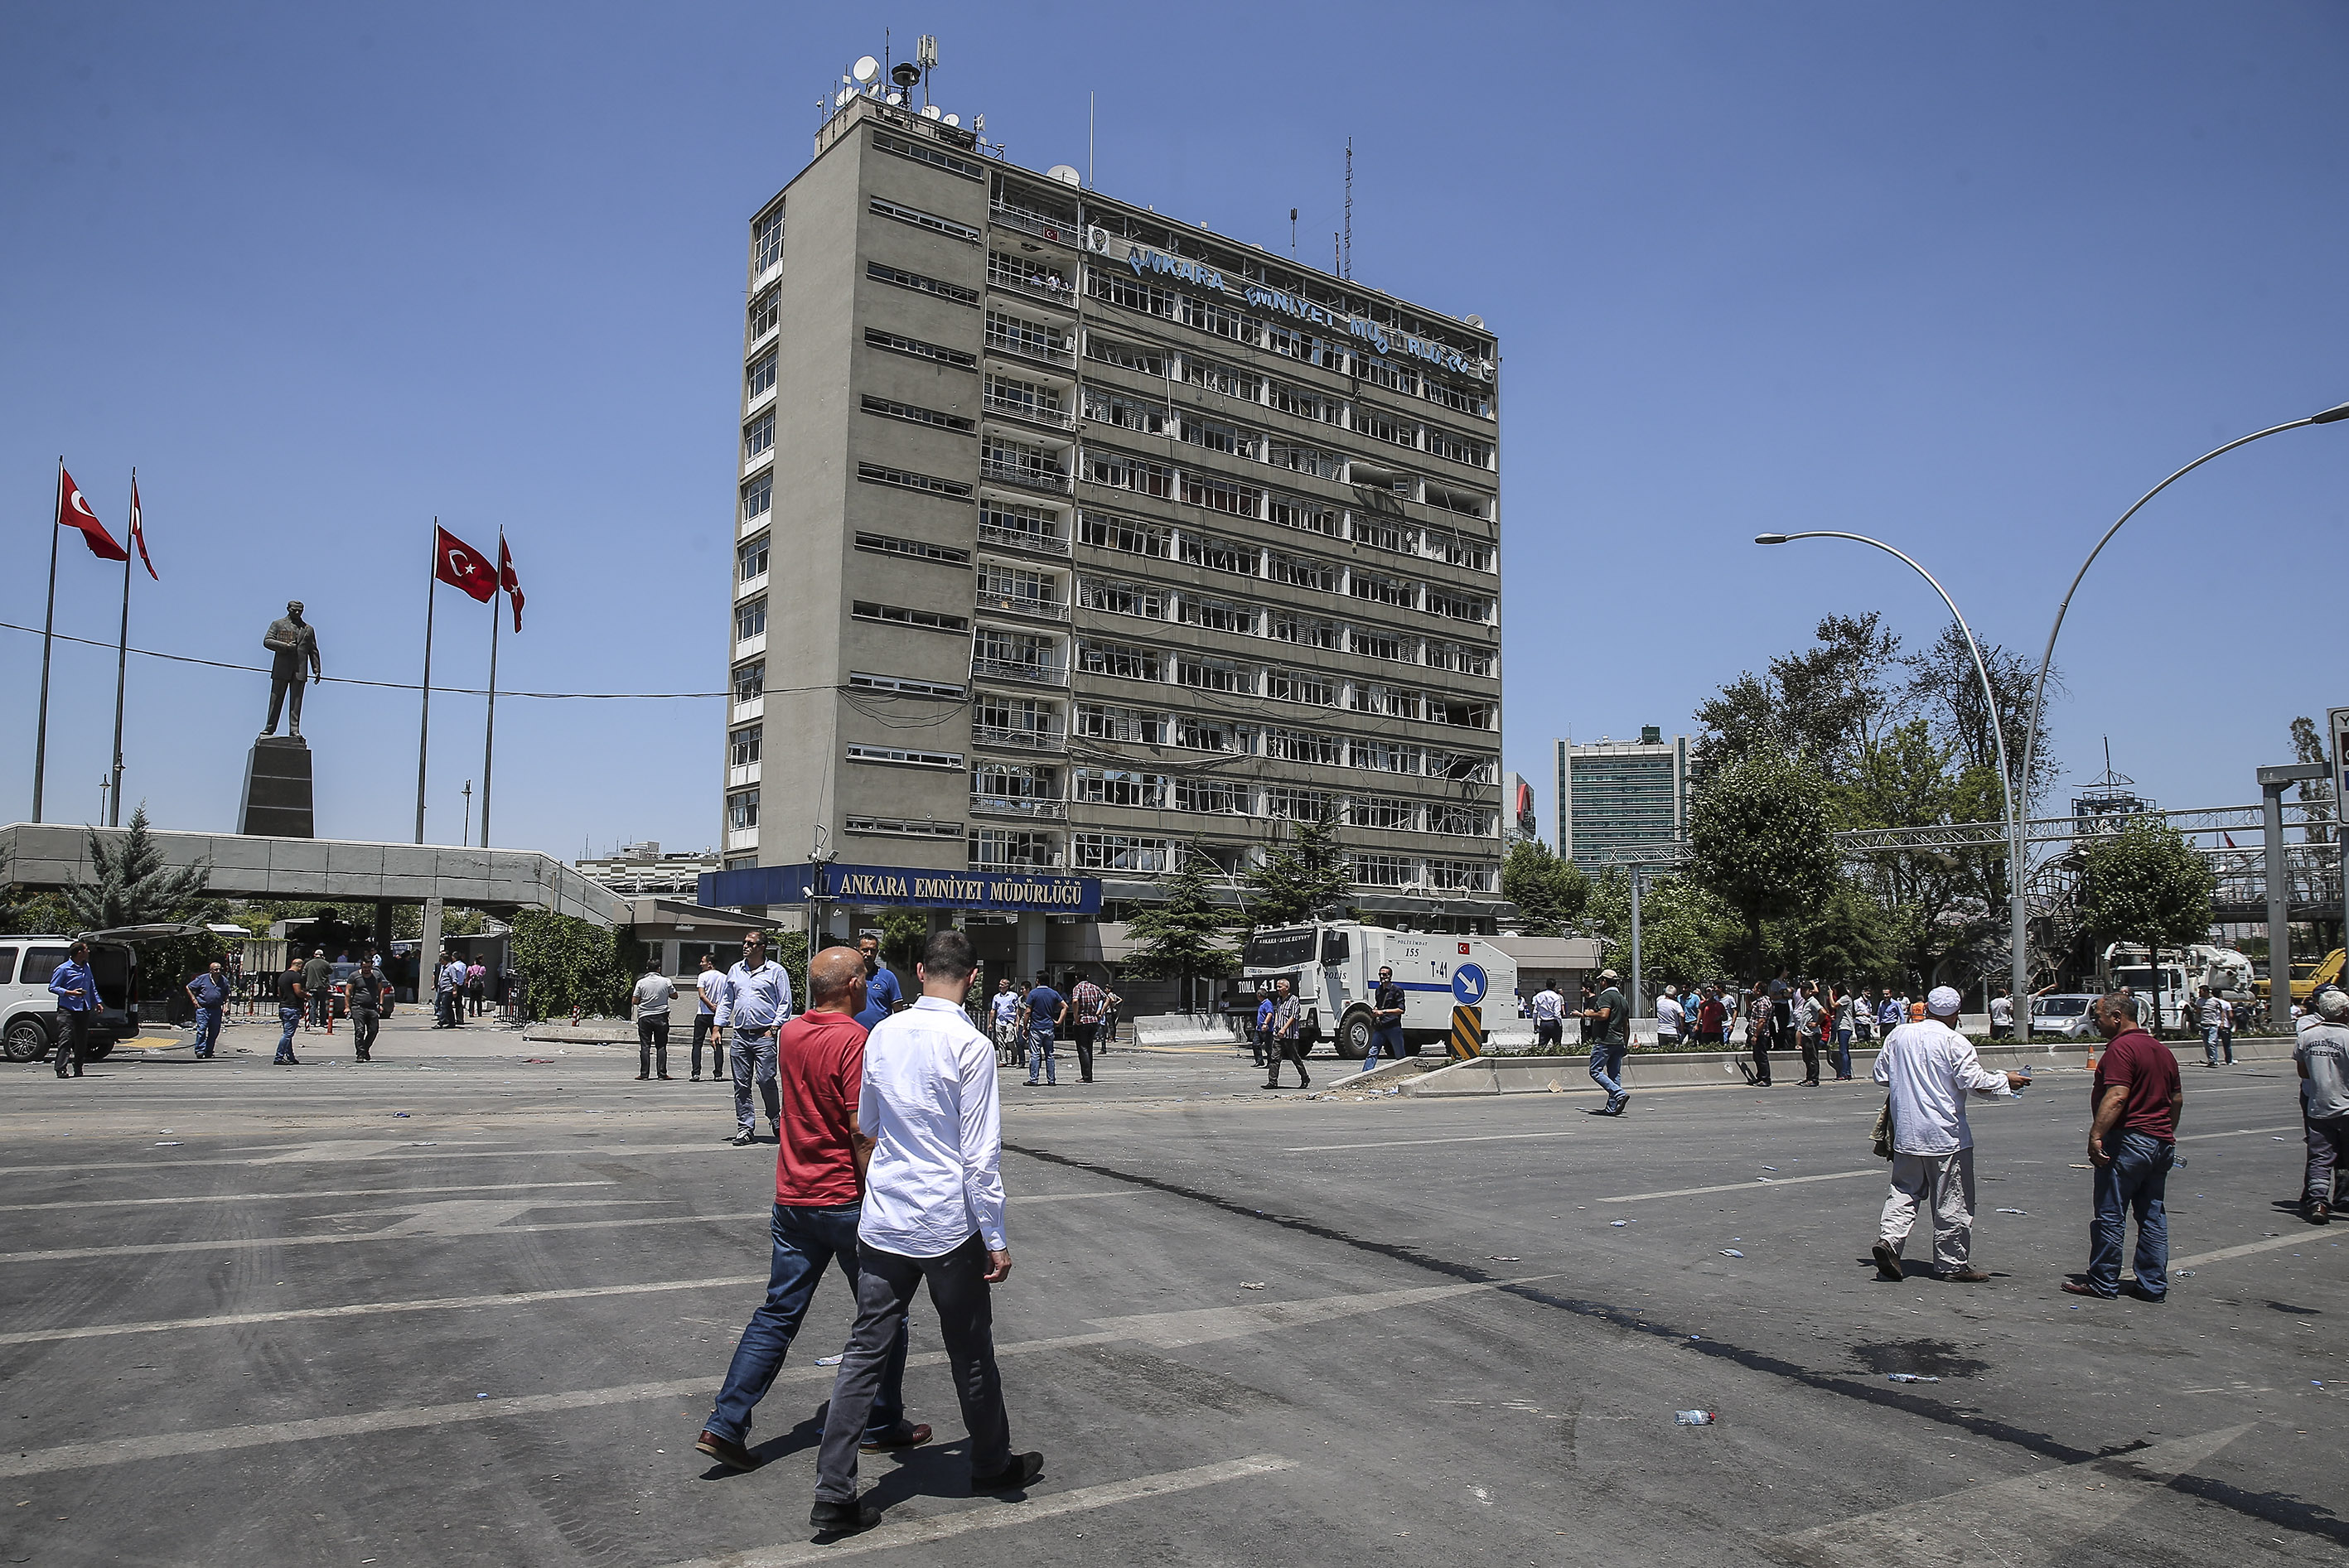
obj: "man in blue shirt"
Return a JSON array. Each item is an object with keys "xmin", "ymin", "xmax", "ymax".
[
  {"xmin": 854, "ymin": 934, "xmax": 902, "ymax": 1032},
  {"xmin": 719, "ymin": 931, "xmax": 795, "ymax": 1148},
  {"xmin": 49, "ymin": 941, "xmax": 104, "ymax": 1078},
  {"xmin": 1253, "ymin": 991, "xmax": 1277, "ymax": 1070},
  {"xmin": 185, "ymin": 960, "xmax": 232, "ymax": 1059},
  {"xmin": 1021, "ymin": 971, "xmax": 1064, "ymax": 1086}
]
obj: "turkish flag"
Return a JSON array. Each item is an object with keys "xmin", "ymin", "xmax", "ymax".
[
  {"xmin": 127, "ymin": 476, "xmax": 157, "ymax": 581},
  {"xmin": 56, "ymin": 465, "xmax": 128, "ymax": 562},
  {"xmin": 498, "ymin": 533, "xmax": 524, "ymax": 633},
  {"xmin": 434, "ymin": 524, "xmax": 497, "ymax": 603}
]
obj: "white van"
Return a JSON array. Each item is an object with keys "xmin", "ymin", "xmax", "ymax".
[{"xmin": 1, "ymin": 935, "xmax": 140, "ymax": 1064}]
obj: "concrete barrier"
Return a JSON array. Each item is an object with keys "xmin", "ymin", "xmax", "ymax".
[
  {"xmin": 1132, "ymin": 1012, "xmax": 1244, "ymax": 1047},
  {"xmin": 1404, "ymin": 1035, "xmax": 2299, "ymax": 1096}
]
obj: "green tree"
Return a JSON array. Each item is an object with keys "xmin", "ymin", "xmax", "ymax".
[
  {"xmin": 1244, "ymin": 813, "xmax": 1352, "ymax": 929},
  {"xmin": 510, "ymin": 909, "xmax": 635, "ymax": 1020},
  {"xmin": 1501, "ymin": 841, "xmax": 1590, "ymax": 936},
  {"xmin": 0, "ymin": 888, "xmax": 75, "ymax": 936},
  {"xmin": 1581, "ymin": 870, "xmax": 1739, "ymax": 986},
  {"xmin": 1835, "ymin": 719, "xmax": 2003, "ymax": 987},
  {"xmin": 1781, "ymin": 877, "xmax": 1898, "ymax": 985},
  {"xmin": 65, "ymin": 805, "xmax": 211, "ymax": 931},
  {"xmin": 2079, "ymin": 818, "xmax": 2215, "ymax": 961},
  {"xmin": 1123, "ymin": 850, "xmax": 1239, "ymax": 1003},
  {"xmin": 875, "ymin": 910, "xmax": 929, "ymax": 970},
  {"xmin": 1688, "ymin": 748, "xmax": 1838, "ymax": 972},
  {"xmin": 1694, "ymin": 614, "xmax": 1902, "ymax": 784}
]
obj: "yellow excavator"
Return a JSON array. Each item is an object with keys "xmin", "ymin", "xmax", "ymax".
[{"xmin": 2252, "ymin": 948, "xmax": 2347, "ymax": 1009}]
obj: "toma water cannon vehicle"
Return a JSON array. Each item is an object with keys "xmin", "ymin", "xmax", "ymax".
[{"xmin": 1237, "ymin": 921, "xmax": 1520, "ymax": 1058}]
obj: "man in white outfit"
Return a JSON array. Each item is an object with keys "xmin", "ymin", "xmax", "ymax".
[{"xmin": 1871, "ymin": 985, "xmax": 2027, "ymax": 1283}]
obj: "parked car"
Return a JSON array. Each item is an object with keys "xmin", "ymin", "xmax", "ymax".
[
  {"xmin": 0, "ymin": 934, "xmax": 139, "ymax": 1064},
  {"xmin": 2029, "ymin": 992, "xmax": 2102, "ymax": 1039}
]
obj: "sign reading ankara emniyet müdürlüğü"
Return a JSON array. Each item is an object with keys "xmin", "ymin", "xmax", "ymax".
[{"xmin": 698, "ymin": 861, "xmax": 1101, "ymax": 916}]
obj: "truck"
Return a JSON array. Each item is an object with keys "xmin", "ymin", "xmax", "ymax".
[
  {"xmin": 1236, "ymin": 921, "xmax": 1520, "ymax": 1059},
  {"xmin": 2250, "ymin": 948, "xmax": 2346, "ymax": 1016},
  {"xmin": 2094, "ymin": 943, "xmax": 2256, "ymax": 1032}
]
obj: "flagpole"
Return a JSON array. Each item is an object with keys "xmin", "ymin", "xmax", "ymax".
[
  {"xmin": 32, "ymin": 459, "xmax": 62, "ymax": 823},
  {"xmin": 480, "ymin": 539, "xmax": 500, "ymax": 848},
  {"xmin": 414, "ymin": 520, "xmax": 436, "ymax": 844},
  {"xmin": 107, "ymin": 468, "xmax": 134, "ymax": 828}
]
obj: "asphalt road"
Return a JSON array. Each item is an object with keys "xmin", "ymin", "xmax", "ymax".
[{"xmin": 2, "ymin": 1009, "xmax": 2342, "ymax": 1567}]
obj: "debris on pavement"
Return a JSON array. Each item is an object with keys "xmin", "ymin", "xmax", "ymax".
[
  {"xmin": 1486, "ymin": 1256, "xmax": 1519, "ymax": 1262},
  {"xmin": 1995, "ymin": 1208, "xmax": 2029, "ymax": 1215},
  {"xmin": 816, "ymin": 1354, "xmax": 843, "ymax": 1367},
  {"xmin": 1610, "ymin": 1219, "xmax": 1631, "ymax": 1227},
  {"xmin": 1240, "ymin": 1282, "xmax": 1267, "ymax": 1290},
  {"xmin": 1718, "ymin": 1249, "xmax": 1744, "ymax": 1258},
  {"xmin": 1674, "ymin": 1411, "xmax": 1716, "ymax": 1426},
  {"xmin": 1886, "ymin": 1373, "xmax": 1941, "ymax": 1383}
]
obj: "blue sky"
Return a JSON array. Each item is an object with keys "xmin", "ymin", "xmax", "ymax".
[{"xmin": 3, "ymin": 2, "xmax": 2343, "ymax": 860}]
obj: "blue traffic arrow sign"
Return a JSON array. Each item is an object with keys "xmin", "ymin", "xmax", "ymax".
[{"xmin": 1451, "ymin": 963, "xmax": 1488, "ymax": 1006}]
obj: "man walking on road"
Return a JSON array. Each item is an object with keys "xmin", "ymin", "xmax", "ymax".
[
  {"xmin": 186, "ymin": 960, "xmax": 230, "ymax": 1059},
  {"xmin": 347, "ymin": 957, "xmax": 389, "ymax": 1062},
  {"xmin": 989, "ymin": 977, "xmax": 1023, "ymax": 1067},
  {"xmin": 1020, "ymin": 971, "xmax": 1064, "ymax": 1087},
  {"xmin": 692, "ymin": 953, "xmax": 727, "ymax": 1083},
  {"xmin": 1264, "ymin": 977, "xmax": 1310, "ymax": 1091},
  {"xmin": 2294, "ymin": 988, "xmax": 2349, "ymax": 1223},
  {"xmin": 1530, "ymin": 977, "xmax": 1565, "ymax": 1050},
  {"xmin": 1363, "ymin": 965, "xmax": 1405, "ymax": 1071},
  {"xmin": 48, "ymin": 940, "xmax": 104, "ymax": 1078},
  {"xmin": 1872, "ymin": 986, "xmax": 2027, "ymax": 1283},
  {"xmin": 633, "ymin": 958, "xmax": 675, "ymax": 1080},
  {"xmin": 721, "ymin": 932, "xmax": 793, "ymax": 1146},
  {"xmin": 1581, "ymin": 968, "xmax": 1631, "ymax": 1115},
  {"xmin": 853, "ymin": 935, "xmax": 901, "ymax": 1032},
  {"xmin": 302, "ymin": 948, "xmax": 331, "ymax": 1032},
  {"xmin": 1251, "ymin": 988, "xmax": 1276, "ymax": 1071},
  {"xmin": 810, "ymin": 929, "xmax": 1040, "ymax": 1535},
  {"xmin": 1066, "ymin": 971, "xmax": 1116, "ymax": 1083},
  {"xmin": 696, "ymin": 947, "xmax": 932, "ymax": 1474},
  {"xmin": 273, "ymin": 956, "xmax": 307, "ymax": 1066},
  {"xmin": 2064, "ymin": 992, "xmax": 2183, "ymax": 1301}
]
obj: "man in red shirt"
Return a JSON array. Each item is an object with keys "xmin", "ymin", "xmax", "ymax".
[
  {"xmin": 696, "ymin": 946, "xmax": 932, "ymax": 1470},
  {"xmin": 2063, "ymin": 991, "xmax": 2184, "ymax": 1302}
]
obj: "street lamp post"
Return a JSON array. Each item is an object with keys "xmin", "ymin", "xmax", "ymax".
[
  {"xmin": 2009, "ymin": 402, "xmax": 2348, "ymax": 1035},
  {"xmin": 1755, "ymin": 530, "xmax": 2018, "ymax": 1020}
]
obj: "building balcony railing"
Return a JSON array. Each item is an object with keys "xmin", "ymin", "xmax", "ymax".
[
  {"xmin": 971, "ymin": 723, "xmax": 1067, "ymax": 753},
  {"xmin": 970, "ymin": 795, "xmax": 1068, "ymax": 822},
  {"xmin": 989, "ymin": 273, "xmax": 1078, "ymax": 311},
  {"xmin": 969, "ymin": 656, "xmax": 1066, "ymax": 688},
  {"xmin": 979, "ymin": 456, "xmax": 1072, "ymax": 495},
  {"xmin": 974, "ymin": 590, "xmax": 1068, "ymax": 622},
  {"xmin": 981, "ymin": 391, "xmax": 1077, "ymax": 431},
  {"xmin": 976, "ymin": 519, "xmax": 1070, "ymax": 557},
  {"xmin": 984, "ymin": 330, "xmax": 1075, "ymax": 369},
  {"xmin": 988, "ymin": 205, "xmax": 1083, "ymax": 246},
  {"xmin": 970, "ymin": 853, "xmax": 1066, "ymax": 871}
]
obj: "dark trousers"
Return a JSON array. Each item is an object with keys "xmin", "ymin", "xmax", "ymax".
[
  {"xmin": 692, "ymin": 1013, "xmax": 716, "ymax": 1077},
  {"xmin": 55, "ymin": 1009, "xmax": 92, "ymax": 1077},
  {"xmin": 638, "ymin": 1016, "xmax": 669, "ymax": 1076},
  {"xmin": 308, "ymin": 989, "xmax": 331, "ymax": 1029},
  {"xmin": 1252, "ymin": 1025, "xmax": 1273, "ymax": 1069},
  {"xmin": 1266, "ymin": 1033, "xmax": 1309, "ymax": 1086},
  {"xmin": 705, "ymin": 1204, "xmax": 907, "ymax": 1448},
  {"xmin": 1748, "ymin": 1033, "xmax": 1771, "ymax": 1085},
  {"xmin": 1536, "ymin": 1019, "xmax": 1563, "ymax": 1049},
  {"xmin": 2306, "ymin": 1115, "xmax": 2348, "ymax": 1205},
  {"xmin": 351, "ymin": 1011, "xmax": 379, "ymax": 1059},
  {"xmin": 816, "ymin": 1233, "xmax": 1010, "ymax": 1502},
  {"xmin": 1070, "ymin": 1023, "xmax": 1098, "ymax": 1081},
  {"xmin": 1800, "ymin": 1030, "xmax": 1820, "ymax": 1084}
]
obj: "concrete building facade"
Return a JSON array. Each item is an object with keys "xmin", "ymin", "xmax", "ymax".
[
  {"xmin": 1553, "ymin": 728, "xmax": 1689, "ymax": 869},
  {"xmin": 718, "ymin": 80, "xmax": 1506, "ymax": 938}
]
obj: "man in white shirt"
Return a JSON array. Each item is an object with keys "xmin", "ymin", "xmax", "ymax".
[
  {"xmin": 1872, "ymin": 986, "xmax": 2028, "ymax": 1283},
  {"xmin": 1988, "ymin": 987, "xmax": 2015, "ymax": 1041},
  {"xmin": 1654, "ymin": 985, "xmax": 1684, "ymax": 1049},
  {"xmin": 632, "ymin": 958, "xmax": 676, "ymax": 1081},
  {"xmin": 719, "ymin": 931, "xmax": 794, "ymax": 1148},
  {"xmin": 1530, "ymin": 979, "xmax": 1565, "ymax": 1050},
  {"xmin": 692, "ymin": 953, "xmax": 729, "ymax": 1084},
  {"xmin": 810, "ymin": 929, "xmax": 1042, "ymax": 1535},
  {"xmin": 988, "ymin": 977, "xmax": 1022, "ymax": 1065}
]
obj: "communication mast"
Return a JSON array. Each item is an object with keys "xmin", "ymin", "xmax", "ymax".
[{"xmin": 1341, "ymin": 138, "xmax": 1353, "ymax": 281}]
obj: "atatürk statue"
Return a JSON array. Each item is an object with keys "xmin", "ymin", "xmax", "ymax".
[{"xmin": 261, "ymin": 601, "xmax": 323, "ymax": 739}]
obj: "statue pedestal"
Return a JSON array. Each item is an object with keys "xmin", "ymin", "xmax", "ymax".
[{"xmin": 240, "ymin": 737, "xmax": 314, "ymax": 837}]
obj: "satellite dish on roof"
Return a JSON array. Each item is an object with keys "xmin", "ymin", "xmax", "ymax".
[
  {"xmin": 921, "ymin": 104, "xmax": 941, "ymax": 120},
  {"xmin": 942, "ymin": 113, "xmax": 959, "ymax": 127},
  {"xmin": 1046, "ymin": 165, "xmax": 1080, "ymax": 186},
  {"xmin": 835, "ymin": 88, "xmax": 854, "ymax": 109},
  {"xmin": 852, "ymin": 55, "xmax": 880, "ymax": 84}
]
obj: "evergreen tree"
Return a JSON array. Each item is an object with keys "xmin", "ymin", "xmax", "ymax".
[
  {"xmin": 65, "ymin": 804, "xmax": 211, "ymax": 931},
  {"xmin": 1122, "ymin": 850, "xmax": 1239, "ymax": 998},
  {"xmin": 1501, "ymin": 841, "xmax": 1590, "ymax": 936},
  {"xmin": 1243, "ymin": 813, "xmax": 1353, "ymax": 929}
]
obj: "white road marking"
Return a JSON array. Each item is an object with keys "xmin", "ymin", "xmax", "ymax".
[
  {"xmin": 2164, "ymin": 1231, "xmax": 2337, "ymax": 1270},
  {"xmin": 652, "ymin": 1454, "xmax": 1295, "ymax": 1567},
  {"xmin": 1599, "ymin": 1169, "xmax": 1879, "ymax": 1203},
  {"xmin": 0, "ymin": 1279, "xmax": 1535, "ymax": 1477},
  {"xmin": 1779, "ymin": 1425, "xmax": 2251, "ymax": 1565},
  {"xmin": 1282, "ymin": 1130, "xmax": 1581, "ymax": 1152},
  {"xmin": 0, "ymin": 1179, "xmax": 618, "ymax": 1213},
  {"xmin": 0, "ymin": 1275, "xmax": 767, "ymax": 1348},
  {"xmin": 2177, "ymin": 1124, "xmax": 2298, "ymax": 1141}
]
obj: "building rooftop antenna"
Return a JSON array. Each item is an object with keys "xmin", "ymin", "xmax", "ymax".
[{"xmin": 1341, "ymin": 137, "xmax": 1352, "ymax": 282}]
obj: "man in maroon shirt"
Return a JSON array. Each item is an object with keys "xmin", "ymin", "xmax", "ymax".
[
  {"xmin": 2063, "ymin": 992, "xmax": 2184, "ymax": 1302},
  {"xmin": 696, "ymin": 946, "xmax": 933, "ymax": 1470}
]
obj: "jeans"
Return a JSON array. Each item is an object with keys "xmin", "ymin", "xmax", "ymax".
[
  {"xmin": 351, "ymin": 1011, "xmax": 379, "ymax": 1059},
  {"xmin": 1364, "ymin": 1022, "xmax": 1404, "ymax": 1070},
  {"xmin": 2085, "ymin": 1131, "xmax": 2173, "ymax": 1297},
  {"xmin": 1879, "ymin": 1147, "xmax": 1976, "ymax": 1273},
  {"xmin": 1251, "ymin": 1025, "xmax": 1273, "ymax": 1069},
  {"xmin": 815, "ymin": 1234, "xmax": 1011, "ymax": 1503},
  {"xmin": 704, "ymin": 1203, "xmax": 908, "ymax": 1449},
  {"xmin": 192, "ymin": 1005, "xmax": 222, "ymax": 1057},
  {"xmin": 732, "ymin": 1025, "xmax": 779, "ymax": 1132},
  {"xmin": 275, "ymin": 1004, "xmax": 302, "ymax": 1062},
  {"xmin": 1799, "ymin": 1030, "xmax": 1821, "ymax": 1083},
  {"xmin": 2306, "ymin": 1116, "xmax": 2348, "ymax": 1205},
  {"xmin": 309, "ymin": 989, "xmax": 330, "ymax": 1030},
  {"xmin": 692, "ymin": 1013, "xmax": 716, "ymax": 1077},
  {"xmin": 1832, "ymin": 1029, "xmax": 1853, "ymax": 1079},
  {"xmin": 1069, "ymin": 1023, "xmax": 1098, "ymax": 1081},
  {"xmin": 638, "ymin": 1016, "xmax": 669, "ymax": 1077},
  {"xmin": 1589, "ymin": 1039, "xmax": 1627, "ymax": 1100},
  {"xmin": 2201, "ymin": 1025, "xmax": 2234, "ymax": 1066},
  {"xmin": 55, "ymin": 1008, "xmax": 94, "ymax": 1076},
  {"xmin": 1024, "ymin": 1027, "xmax": 1056, "ymax": 1083}
]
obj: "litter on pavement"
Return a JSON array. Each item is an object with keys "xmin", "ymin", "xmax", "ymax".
[
  {"xmin": 1718, "ymin": 1249, "xmax": 1745, "ymax": 1258},
  {"xmin": 1995, "ymin": 1208, "xmax": 2029, "ymax": 1215},
  {"xmin": 1240, "ymin": 1282, "xmax": 1266, "ymax": 1290},
  {"xmin": 1674, "ymin": 1411, "xmax": 1716, "ymax": 1426},
  {"xmin": 1886, "ymin": 1373, "xmax": 1940, "ymax": 1383}
]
